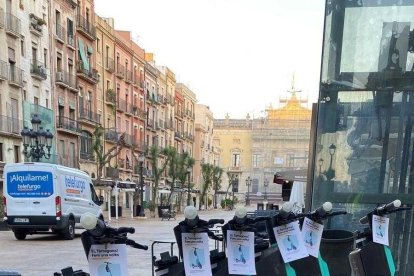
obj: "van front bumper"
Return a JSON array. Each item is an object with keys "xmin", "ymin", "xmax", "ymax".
[{"xmin": 6, "ymin": 215, "xmax": 69, "ymax": 230}]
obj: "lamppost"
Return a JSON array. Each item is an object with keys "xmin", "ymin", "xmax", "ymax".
[
  {"xmin": 318, "ymin": 158, "xmax": 324, "ymax": 176},
  {"xmin": 263, "ymin": 178, "xmax": 269, "ymax": 209},
  {"xmin": 186, "ymin": 167, "xmax": 192, "ymax": 206},
  {"xmin": 245, "ymin": 176, "xmax": 252, "ymax": 206},
  {"xmin": 325, "ymin": 143, "xmax": 336, "ymax": 181},
  {"xmin": 232, "ymin": 175, "xmax": 238, "ymax": 208},
  {"xmin": 138, "ymin": 154, "xmax": 146, "ymax": 217},
  {"xmin": 264, "ymin": 178, "xmax": 269, "ymax": 200},
  {"xmin": 21, "ymin": 114, "xmax": 54, "ymax": 162}
]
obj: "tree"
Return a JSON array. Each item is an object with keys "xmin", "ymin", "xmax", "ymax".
[
  {"xmin": 177, "ymin": 153, "xmax": 195, "ymax": 208},
  {"xmin": 92, "ymin": 126, "xmax": 125, "ymax": 184},
  {"xmin": 148, "ymin": 145, "xmax": 170, "ymax": 204},
  {"xmin": 166, "ymin": 149, "xmax": 195, "ymax": 210},
  {"xmin": 225, "ymin": 172, "xmax": 236, "ymax": 200},
  {"xmin": 200, "ymin": 164, "xmax": 214, "ymax": 210},
  {"xmin": 212, "ymin": 166, "xmax": 223, "ymax": 209}
]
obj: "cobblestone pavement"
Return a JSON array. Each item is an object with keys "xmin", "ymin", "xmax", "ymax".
[{"xmin": 0, "ymin": 208, "xmax": 241, "ymax": 276}]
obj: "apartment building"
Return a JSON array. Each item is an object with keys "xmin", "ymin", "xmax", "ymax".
[
  {"xmin": 194, "ymin": 104, "xmax": 214, "ymax": 189},
  {"xmin": 50, "ymin": 0, "xmax": 79, "ymax": 168},
  {"xmin": 76, "ymin": 0, "xmax": 99, "ymax": 176},
  {"xmin": 176, "ymin": 83, "xmax": 195, "ymax": 156},
  {"xmin": 159, "ymin": 66, "xmax": 176, "ymax": 150}
]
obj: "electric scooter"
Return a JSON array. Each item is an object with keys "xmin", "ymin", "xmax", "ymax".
[
  {"xmin": 54, "ymin": 213, "xmax": 148, "ymax": 276},
  {"xmin": 220, "ymin": 205, "xmax": 287, "ymax": 275},
  {"xmin": 289, "ymin": 202, "xmax": 347, "ymax": 276},
  {"xmin": 153, "ymin": 206, "xmax": 225, "ymax": 276},
  {"xmin": 349, "ymin": 199, "xmax": 410, "ymax": 276}
]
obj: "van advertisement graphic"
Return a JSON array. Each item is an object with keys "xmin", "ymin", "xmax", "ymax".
[
  {"xmin": 63, "ymin": 176, "xmax": 87, "ymax": 198},
  {"xmin": 7, "ymin": 171, "xmax": 53, "ymax": 198}
]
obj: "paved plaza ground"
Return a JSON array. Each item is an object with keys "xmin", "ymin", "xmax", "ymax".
[{"xmin": 0, "ymin": 208, "xmax": 240, "ymax": 276}]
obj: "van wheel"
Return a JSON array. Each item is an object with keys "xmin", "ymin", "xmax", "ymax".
[
  {"xmin": 13, "ymin": 229, "xmax": 27, "ymax": 240},
  {"xmin": 62, "ymin": 219, "xmax": 75, "ymax": 240}
]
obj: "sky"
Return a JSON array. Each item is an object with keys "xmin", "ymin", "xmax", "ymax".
[{"xmin": 95, "ymin": 0, "xmax": 326, "ymax": 119}]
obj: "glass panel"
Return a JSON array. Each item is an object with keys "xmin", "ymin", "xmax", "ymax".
[{"xmin": 315, "ymin": 1, "xmax": 414, "ymax": 274}]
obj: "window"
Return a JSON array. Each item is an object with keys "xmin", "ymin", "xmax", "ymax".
[
  {"xmin": 20, "ymin": 37, "xmax": 25, "ymax": 57},
  {"xmin": 46, "ymin": 98, "xmax": 49, "ymax": 108},
  {"xmin": 67, "ymin": 19, "xmax": 74, "ymax": 39},
  {"xmin": 14, "ymin": 145, "xmax": 20, "ymax": 163},
  {"xmin": 80, "ymin": 131, "xmax": 93, "ymax": 157},
  {"xmin": 96, "ymin": 37, "xmax": 100, "ymax": 53},
  {"xmin": 0, "ymin": 143, "xmax": 3, "ymax": 162},
  {"xmin": 34, "ymin": 96, "xmax": 39, "ymax": 106},
  {"xmin": 253, "ymin": 154, "xmax": 260, "ymax": 168},
  {"xmin": 43, "ymin": 49, "xmax": 47, "ymax": 67},
  {"xmin": 232, "ymin": 153, "xmax": 240, "ymax": 167},
  {"xmin": 287, "ymin": 154, "xmax": 295, "ymax": 167}
]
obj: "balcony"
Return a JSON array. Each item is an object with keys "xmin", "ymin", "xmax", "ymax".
[
  {"xmin": 55, "ymin": 70, "xmax": 77, "ymax": 91},
  {"xmin": 115, "ymin": 63, "xmax": 125, "ymax": 79},
  {"xmin": 147, "ymin": 119, "xmax": 154, "ymax": 129},
  {"xmin": 67, "ymin": 34, "xmax": 75, "ymax": 49},
  {"xmin": 105, "ymin": 129, "xmax": 119, "ymax": 144},
  {"xmin": 106, "ymin": 167, "xmax": 119, "ymax": 178},
  {"xmin": 29, "ymin": 13, "xmax": 44, "ymax": 36},
  {"xmin": 0, "ymin": 115, "xmax": 21, "ymax": 137},
  {"xmin": 76, "ymin": 61, "xmax": 98, "ymax": 83},
  {"xmin": 30, "ymin": 61, "xmax": 47, "ymax": 80},
  {"xmin": 133, "ymin": 106, "xmax": 146, "ymax": 119},
  {"xmin": 117, "ymin": 98, "xmax": 127, "ymax": 113},
  {"xmin": 58, "ymin": 154, "xmax": 79, "ymax": 169},
  {"xmin": 77, "ymin": 14, "xmax": 96, "ymax": 40},
  {"xmin": 0, "ymin": 60, "xmax": 7, "ymax": 81},
  {"xmin": 157, "ymin": 120, "xmax": 165, "ymax": 130},
  {"xmin": 8, "ymin": 65, "xmax": 23, "ymax": 87},
  {"xmin": 105, "ymin": 89, "xmax": 116, "ymax": 106},
  {"xmin": 105, "ymin": 57, "xmax": 115, "ymax": 73},
  {"xmin": 125, "ymin": 69, "xmax": 133, "ymax": 84},
  {"xmin": 133, "ymin": 74, "xmax": 140, "ymax": 87},
  {"xmin": 79, "ymin": 108, "xmax": 101, "ymax": 126},
  {"xmin": 123, "ymin": 133, "xmax": 133, "ymax": 147},
  {"xmin": 132, "ymin": 140, "xmax": 146, "ymax": 152},
  {"xmin": 175, "ymin": 131, "xmax": 184, "ymax": 140},
  {"xmin": 55, "ymin": 23, "xmax": 66, "ymax": 43},
  {"xmin": 56, "ymin": 116, "xmax": 81, "ymax": 134},
  {"xmin": 5, "ymin": 13, "xmax": 21, "ymax": 38},
  {"xmin": 80, "ymin": 151, "xmax": 95, "ymax": 162},
  {"xmin": 0, "ymin": 9, "xmax": 4, "ymax": 29}
]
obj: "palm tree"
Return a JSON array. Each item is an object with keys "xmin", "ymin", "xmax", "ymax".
[
  {"xmin": 148, "ymin": 145, "xmax": 171, "ymax": 204},
  {"xmin": 166, "ymin": 149, "xmax": 195, "ymax": 210},
  {"xmin": 177, "ymin": 153, "xmax": 195, "ymax": 209},
  {"xmin": 92, "ymin": 126, "xmax": 125, "ymax": 184},
  {"xmin": 200, "ymin": 163, "xmax": 214, "ymax": 210},
  {"xmin": 212, "ymin": 166, "xmax": 223, "ymax": 209}
]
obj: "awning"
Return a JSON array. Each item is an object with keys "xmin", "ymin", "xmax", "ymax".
[{"xmin": 77, "ymin": 38, "xmax": 89, "ymax": 71}]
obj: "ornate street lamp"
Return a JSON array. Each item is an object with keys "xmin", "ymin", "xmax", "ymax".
[
  {"xmin": 138, "ymin": 154, "xmax": 146, "ymax": 217},
  {"xmin": 326, "ymin": 143, "xmax": 336, "ymax": 181},
  {"xmin": 186, "ymin": 167, "xmax": 192, "ymax": 206},
  {"xmin": 245, "ymin": 176, "xmax": 252, "ymax": 206},
  {"xmin": 21, "ymin": 114, "xmax": 53, "ymax": 162}
]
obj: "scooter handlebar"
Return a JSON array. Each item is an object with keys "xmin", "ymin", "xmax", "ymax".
[
  {"xmin": 359, "ymin": 200, "xmax": 404, "ymax": 224},
  {"xmin": 207, "ymin": 219, "xmax": 225, "ymax": 225},
  {"xmin": 125, "ymin": 239, "xmax": 148, "ymax": 250},
  {"xmin": 114, "ymin": 227, "xmax": 135, "ymax": 235}
]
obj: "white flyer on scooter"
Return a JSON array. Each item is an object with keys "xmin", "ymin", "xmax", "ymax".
[
  {"xmin": 226, "ymin": 230, "xmax": 256, "ymax": 275},
  {"xmin": 88, "ymin": 243, "xmax": 128, "ymax": 276},
  {"xmin": 182, "ymin": 232, "xmax": 212, "ymax": 276},
  {"xmin": 301, "ymin": 217, "xmax": 324, "ymax": 257},
  {"xmin": 274, "ymin": 221, "xmax": 308, "ymax": 263},
  {"xmin": 372, "ymin": 215, "xmax": 389, "ymax": 246}
]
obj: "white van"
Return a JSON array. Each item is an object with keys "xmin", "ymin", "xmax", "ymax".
[{"xmin": 2, "ymin": 162, "xmax": 103, "ymax": 240}]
